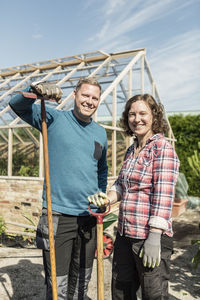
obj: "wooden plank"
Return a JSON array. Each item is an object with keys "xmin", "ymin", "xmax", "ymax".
[
  {"xmin": 5, "ymin": 230, "xmax": 36, "ymax": 237},
  {"xmin": 8, "ymin": 128, "xmax": 13, "ymax": 176},
  {"xmin": 0, "ymin": 72, "xmax": 20, "ymax": 89},
  {"xmin": 141, "ymin": 54, "xmax": 144, "ymax": 94},
  {"xmin": 100, "ymin": 51, "xmax": 145, "ymax": 104},
  {"xmin": 39, "ymin": 133, "xmax": 44, "ymax": 178},
  {"xmin": 0, "ymin": 69, "xmax": 40, "ymax": 101},
  {"xmin": 112, "ymin": 87, "xmax": 117, "ymax": 177},
  {"xmin": 128, "ymin": 68, "xmax": 132, "ymax": 98},
  {"xmin": 0, "ymin": 54, "xmax": 108, "ymax": 78},
  {"xmin": 5, "ymin": 221, "xmax": 37, "ymax": 230}
]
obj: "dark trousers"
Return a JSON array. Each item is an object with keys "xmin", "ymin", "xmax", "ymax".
[
  {"xmin": 36, "ymin": 210, "xmax": 97, "ymax": 300},
  {"xmin": 112, "ymin": 232, "xmax": 173, "ymax": 300}
]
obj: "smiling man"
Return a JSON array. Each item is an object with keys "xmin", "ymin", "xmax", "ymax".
[
  {"xmin": 9, "ymin": 78, "xmax": 108, "ymax": 300},
  {"xmin": 73, "ymin": 80, "xmax": 101, "ymax": 122}
]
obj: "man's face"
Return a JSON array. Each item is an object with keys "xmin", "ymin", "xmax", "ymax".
[{"xmin": 73, "ymin": 83, "xmax": 101, "ymax": 122}]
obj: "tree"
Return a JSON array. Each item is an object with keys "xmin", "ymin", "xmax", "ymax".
[{"xmin": 168, "ymin": 114, "xmax": 200, "ymax": 196}]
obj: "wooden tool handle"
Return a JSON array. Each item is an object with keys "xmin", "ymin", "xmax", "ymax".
[
  {"xmin": 41, "ymin": 99, "xmax": 58, "ymax": 300},
  {"xmin": 97, "ymin": 223, "xmax": 104, "ymax": 300}
]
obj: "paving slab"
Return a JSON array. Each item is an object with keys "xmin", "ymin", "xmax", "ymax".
[{"xmin": 0, "ymin": 209, "xmax": 200, "ymax": 300}]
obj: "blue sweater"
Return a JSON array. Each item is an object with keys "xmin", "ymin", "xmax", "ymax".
[{"xmin": 9, "ymin": 89, "xmax": 108, "ymax": 216}]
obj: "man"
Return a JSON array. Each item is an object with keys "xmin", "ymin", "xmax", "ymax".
[{"xmin": 9, "ymin": 78, "xmax": 108, "ymax": 300}]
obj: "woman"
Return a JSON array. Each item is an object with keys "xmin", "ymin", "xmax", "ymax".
[{"xmin": 89, "ymin": 94, "xmax": 179, "ymax": 300}]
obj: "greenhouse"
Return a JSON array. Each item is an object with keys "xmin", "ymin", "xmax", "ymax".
[{"xmin": 0, "ymin": 48, "xmax": 175, "ymax": 179}]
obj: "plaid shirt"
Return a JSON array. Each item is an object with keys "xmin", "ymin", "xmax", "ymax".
[{"xmin": 110, "ymin": 134, "xmax": 180, "ymax": 239}]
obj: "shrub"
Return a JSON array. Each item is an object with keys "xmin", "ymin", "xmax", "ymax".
[{"xmin": 169, "ymin": 114, "xmax": 200, "ymax": 196}]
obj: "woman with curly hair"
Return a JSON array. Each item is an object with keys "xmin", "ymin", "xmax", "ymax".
[
  {"xmin": 89, "ymin": 93, "xmax": 180, "ymax": 299},
  {"xmin": 110, "ymin": 94, "xmax": 180, "ymax": 300}
]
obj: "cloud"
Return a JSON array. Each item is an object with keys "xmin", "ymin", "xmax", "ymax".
[
  {"xmin": 92, "ymin": 21, "xmax": 111, "ymax": 40},
  {"xmin": 98, "ymin": 36, "xmax": 148, "ymax": 54},
  {"xmin": 32, "ymin": 34, "xmax": 43, "ymax": 39},
  {"xmin": 149, "ymin": 30, "xmax": 200, "ymax": 111},
  {"xmin": 83, "ymin": 0, "xmax": 199, "ymax": 111},
  {"xmin": 85, "ymin": 0, "xmax": 199, "ymax": 111},
  {"xmin": 32, "ymin": 23, "xmax": 43, "ymax": 40},
  {"xmin": 105, "ymin": 0, "xmax": 128, "ymax": 16},
  {"xmin": 88, "ymin": 0, "xmax": 192, "ymax": 47}
]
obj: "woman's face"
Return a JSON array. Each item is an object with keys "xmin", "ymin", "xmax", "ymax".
[{"xmin": 128, "ymin": 100, "xmax": 154, "ymax": 140}]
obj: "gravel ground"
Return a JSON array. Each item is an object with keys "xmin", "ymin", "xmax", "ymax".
[{"xmin": 0, "ymin": 208, "xmax": 200, "ymax": 300}]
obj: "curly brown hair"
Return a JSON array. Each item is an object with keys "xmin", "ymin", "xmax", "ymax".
[{"xmin": 121, "ymin": 94, "xmax": 169, "ymax": 136}]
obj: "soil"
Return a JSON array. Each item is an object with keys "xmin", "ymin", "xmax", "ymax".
[{"xmin": 0, "ymin": 208, "xmax": 200, "ymax": 300}]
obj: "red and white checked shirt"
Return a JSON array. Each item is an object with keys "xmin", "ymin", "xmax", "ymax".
[{"xmin": 110, "ymin": 134, "xmax": 180, "ymax": 239}]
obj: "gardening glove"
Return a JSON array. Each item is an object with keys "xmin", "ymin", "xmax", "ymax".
[
  {"xmin": 88, "ymin": 192, "xmax": 109, "ymax": 207},
  {"xmin": 139, "ymin": 231, "xmax": 161, "ymax": 268},
  {"xmin": 30, "ymin": 81, "xmax": 63, "ymax": 103}
]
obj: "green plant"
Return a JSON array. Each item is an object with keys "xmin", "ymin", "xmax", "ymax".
[
  {"xmin": 191, "ymin": 239, "xmax": 200, "ymax": 269},
  {"xmin": 0, "ymin": 216, "xmax": 6, "ymax": 245},
  {"xmin": 188, "ymin": 142, "xmax": 200, "ymax": 177},
  {"xmin": 0, "ymin": 216, "xmax": 6, "ymax": 235},
  {"xmin": 18, "ymin": 165, "xmax": 31, "ymax": 176},
  {"xmin": 22, "ymin": 214, "xmax": 36, "ymax": 227},
  {"xmin": 0, "ymin": 158, "xmax": 7, "ymax": 175},
  {"xmin": 169, "ymin": 114, "xmax": 200, "ymax": 196},
  {"xmin": 12, "ymin": 150, "xmax": 39, "ymax": 177},
  {"xmin": 22, "ymin": 214, "xmax": 36, "ymax": 242}
]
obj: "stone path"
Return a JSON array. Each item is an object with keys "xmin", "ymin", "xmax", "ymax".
[{"xmin": 0, "ymin": 209, "xmax": 200, "ymax": 300}]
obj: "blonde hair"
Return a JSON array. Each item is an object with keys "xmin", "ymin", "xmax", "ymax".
[{"xmin": 75, "ymin": 77, "xmax": 101, "ymax": 94}]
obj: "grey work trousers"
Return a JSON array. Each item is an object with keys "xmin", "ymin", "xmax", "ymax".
[
  {"xmin": 36, "ymin": 209, "xmax": 97, "ymax": 300},
  {"xmin": 112, "ymin": 232, "xmax": 173, "ymax": 300}
]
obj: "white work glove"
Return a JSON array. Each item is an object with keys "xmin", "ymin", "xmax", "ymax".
[
  {"xmin": 139, "ymin": 231, "xmax": 161, "ymax": 268},
  {"xmin": 88, "ymin": 192, "xmax": 109, "ymax": 207},
  {"xmin": 30, "ymin": 81, "xmax": 63, "ymax": 103}
]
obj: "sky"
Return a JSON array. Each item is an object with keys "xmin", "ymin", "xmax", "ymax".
[{"xmin": 0, "ymin": 0, "xmax": 199, "ymax": 112}]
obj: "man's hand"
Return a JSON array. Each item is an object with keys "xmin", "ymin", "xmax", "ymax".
[
  {"xmin": 139, "ymin": 231, "xmax": 161, "ymax": 268},
  {"xmin": 88, "ymin": 192, "xmax": 109, "ymax": 207},
  {"xmin": 30, "ymin": 81, "xmax": 63, "ymax": 103}
]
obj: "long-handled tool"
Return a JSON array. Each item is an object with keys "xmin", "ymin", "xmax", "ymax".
[
  {"xmin": 89, "ymin": 203, "xmax": 110, "ymax": 300},
  {"xmin": 41, "ymin": 98, "xmax": 58, "ymax": 300},
  {"xmin": 17, "ymin": 91, "xmax": 58, "ymax": 299}
]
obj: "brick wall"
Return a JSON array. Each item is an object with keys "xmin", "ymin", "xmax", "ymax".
[
  {"xmin": 0, "ymin": 177, "xmax": 116, "ymax": 234},
  {"xmin": 0, "ymin": 178, "xmax": 43, "ymax": 232}
]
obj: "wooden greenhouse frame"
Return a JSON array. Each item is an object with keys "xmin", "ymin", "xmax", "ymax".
[{"xmin": 0, "ymin": 49, "xmax": 175, "ymax": 180}]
